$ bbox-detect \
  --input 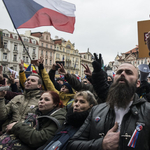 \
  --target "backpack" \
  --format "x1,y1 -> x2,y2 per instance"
41,125 -> 78,150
